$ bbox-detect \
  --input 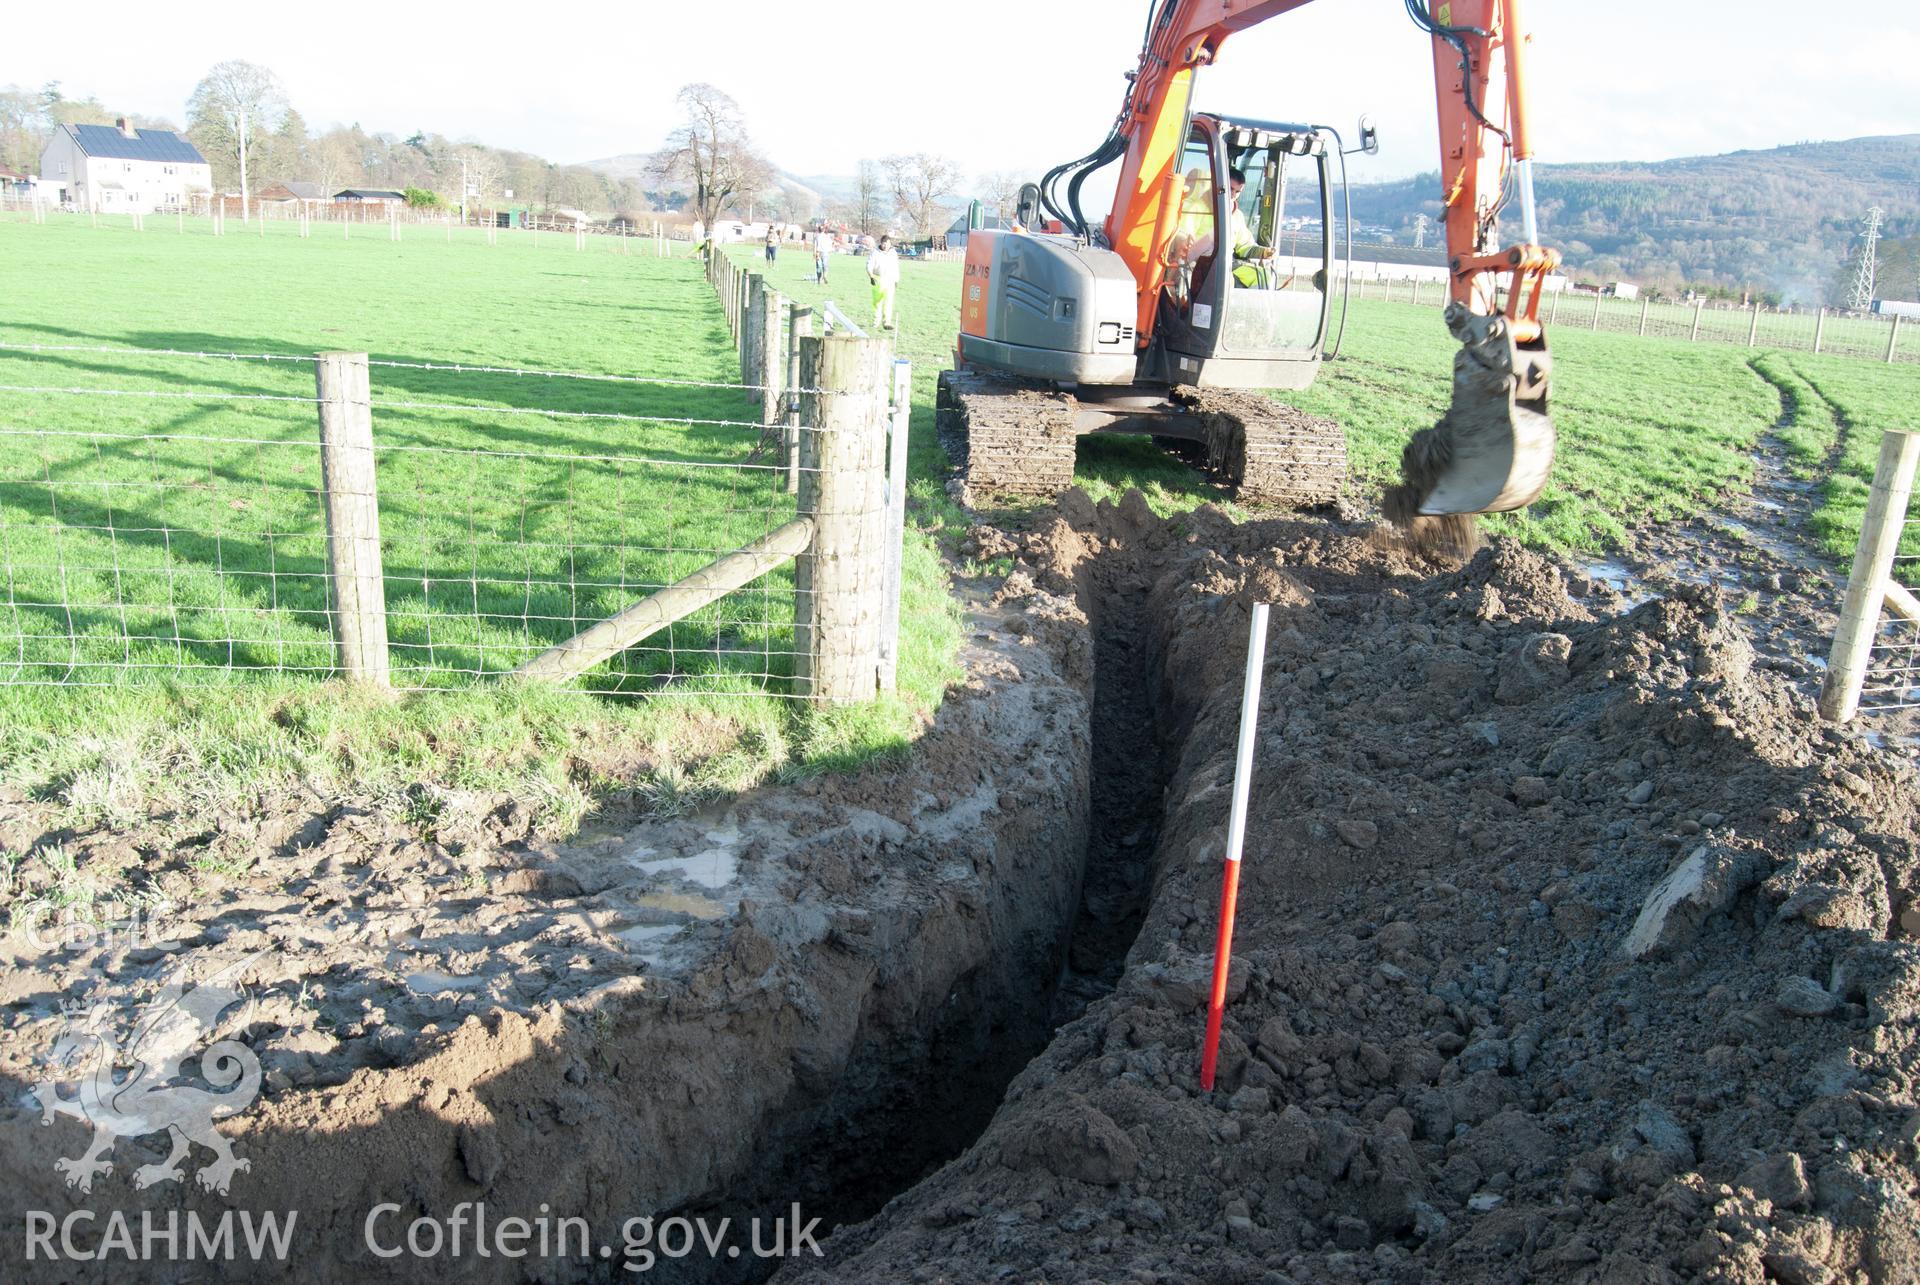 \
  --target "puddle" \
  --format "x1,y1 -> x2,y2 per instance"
624,833 -> 741,890
628,847 -> 740,889
403,969 -> 484,995
614,922 -> 684,950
